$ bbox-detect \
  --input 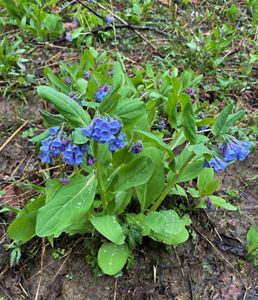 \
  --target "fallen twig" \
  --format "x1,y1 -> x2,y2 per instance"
0,120 -> 28,153
91,24 -> 166,36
